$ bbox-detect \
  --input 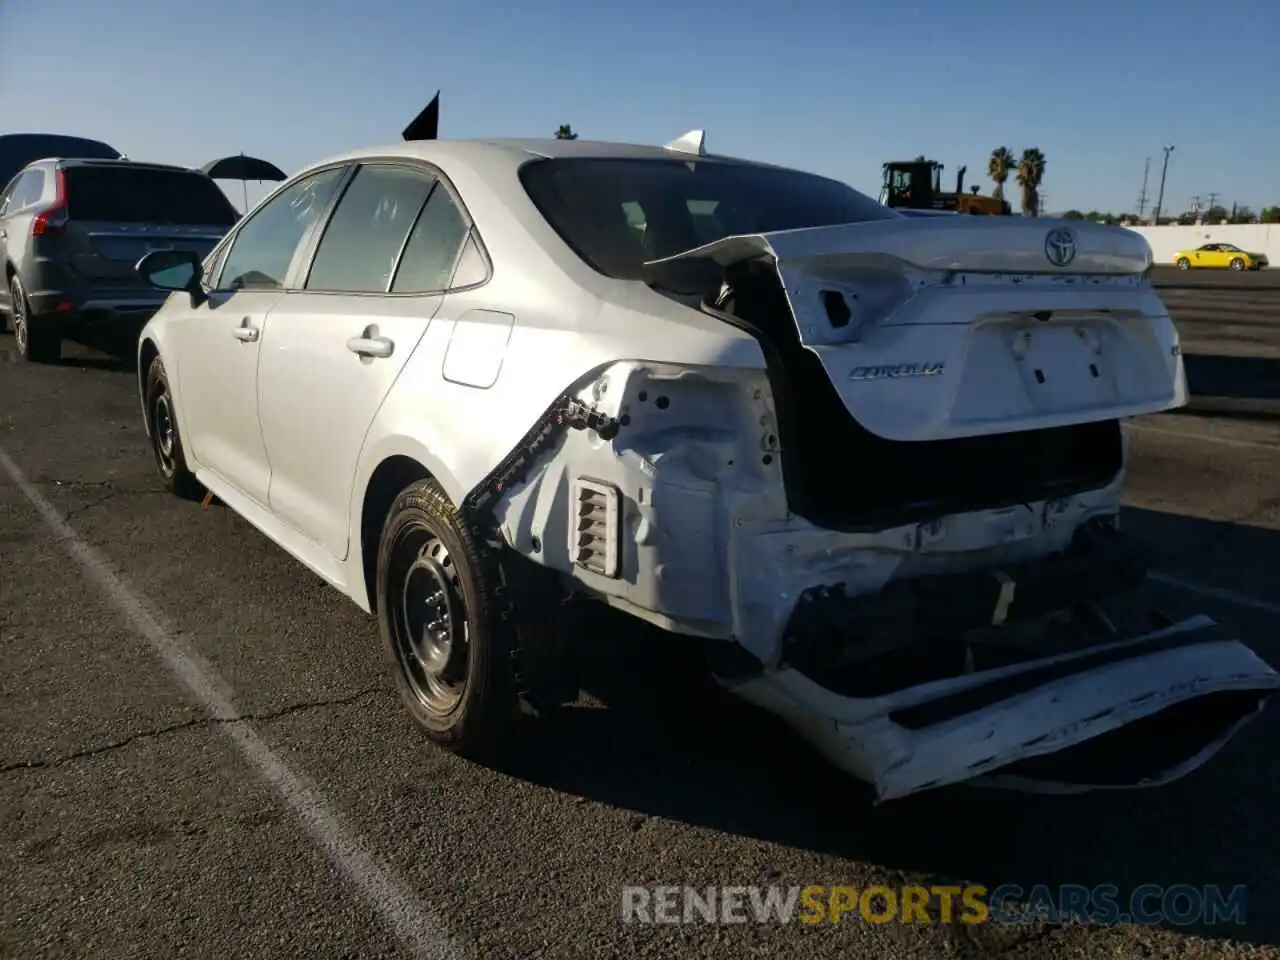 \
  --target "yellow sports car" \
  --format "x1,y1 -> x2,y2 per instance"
1173,242 -> 1270,271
